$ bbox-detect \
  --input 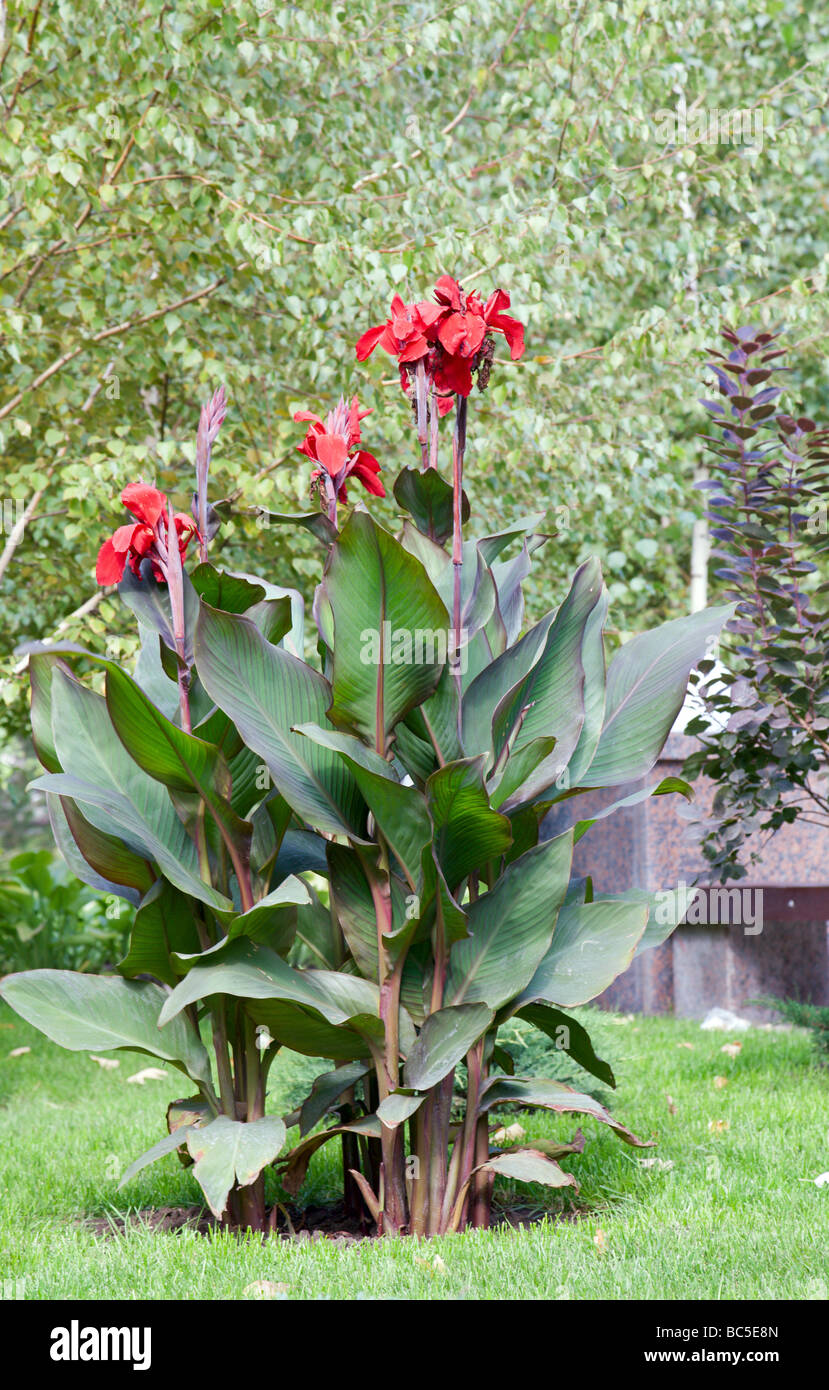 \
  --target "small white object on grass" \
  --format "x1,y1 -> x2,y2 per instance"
700,1007 -> 751,1032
